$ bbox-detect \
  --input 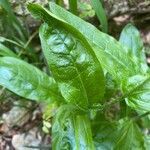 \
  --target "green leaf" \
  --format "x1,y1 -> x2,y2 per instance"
91,0 -> 108,33
0,43 -> 18,57
52,105 -> 95,150
145,135 -> 150,150
119,23 -> 148,73
28,3 -> 105,109
118,24 -> 150,111
49,2 -> 139,84
93,118 -> 145,150
0,57 -> 62,103
0,0 -> 27,41
123,75 -> 150,111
